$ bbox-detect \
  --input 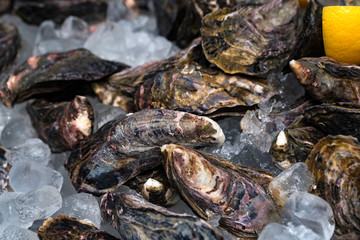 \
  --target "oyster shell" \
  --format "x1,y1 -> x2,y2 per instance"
38,215 -> 119,240
0,145 -> 11,195
201,0 -> 299,75
305,135 -> 360,234
162,144 -> 278,238
0,48 -> 128,108
125,167 -> 179,206
100,192 -> 224,240
271,115 -> 325,170
290,57 -> 360,103
0,22 -> 20,73
64,109 -> 225,194
26,96 -> 94,152
14,0 -> 108,25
